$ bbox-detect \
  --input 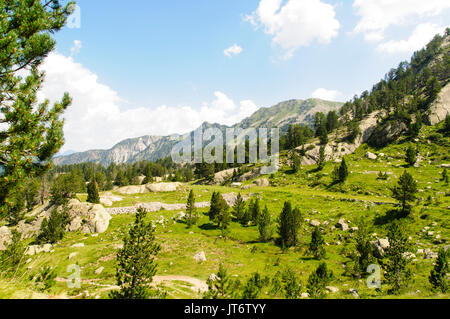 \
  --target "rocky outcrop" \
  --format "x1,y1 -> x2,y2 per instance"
368,120 -> 408,148
67,199 -> 112,234
298,111 -> 385,165
115,182 -> 182,195
426,82 -> 450,125
0,226 -> 12,251
214,168 -> 236,184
